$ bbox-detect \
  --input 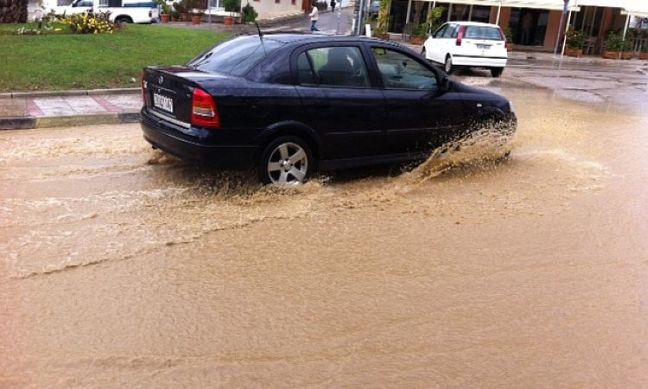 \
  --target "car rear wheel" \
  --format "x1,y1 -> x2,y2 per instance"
490,67 -> 504,78
444,55 -> 454,74
258,136 -> 313,185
